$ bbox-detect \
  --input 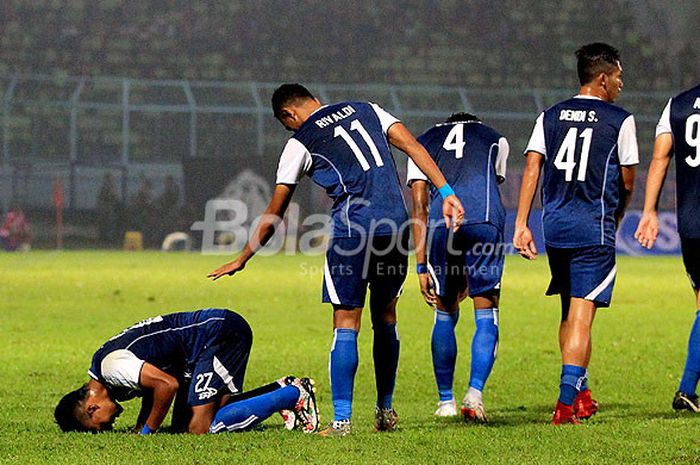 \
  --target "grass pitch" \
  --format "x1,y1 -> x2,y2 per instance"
1,251 -> 699,464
